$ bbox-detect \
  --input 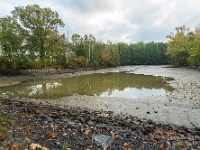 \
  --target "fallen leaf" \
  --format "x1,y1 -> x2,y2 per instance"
30,143 -> 42,150
51,132 -> 58,139
25,137 -> 31,143
42,147 -> 49,150
110,131 -> 115,140
85,129 -> 90,134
